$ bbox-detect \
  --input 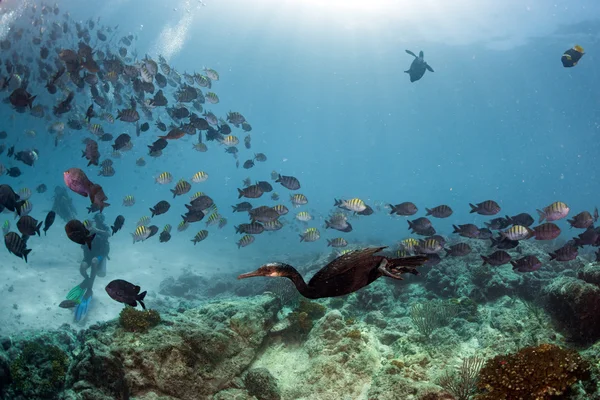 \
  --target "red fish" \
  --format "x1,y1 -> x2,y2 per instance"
63,168 -> 93,197
89,184 -> 110,212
